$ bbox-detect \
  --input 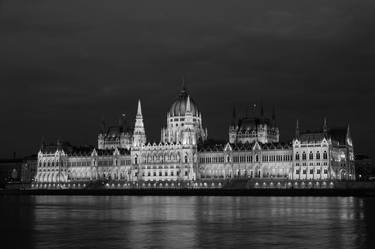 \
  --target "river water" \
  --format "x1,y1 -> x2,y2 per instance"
0,196 -> 374,249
